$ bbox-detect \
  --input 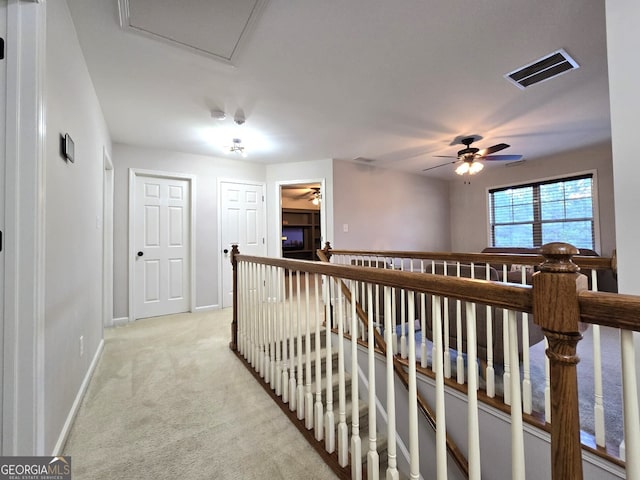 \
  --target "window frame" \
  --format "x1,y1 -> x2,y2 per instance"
486,170 -> 601,252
